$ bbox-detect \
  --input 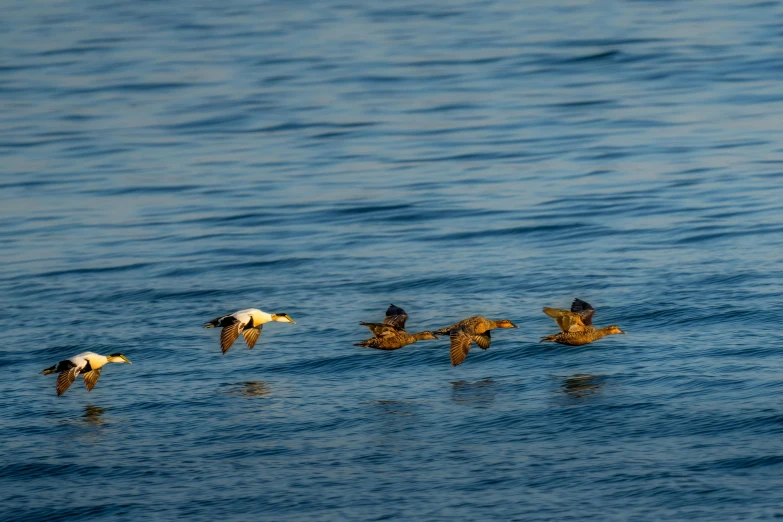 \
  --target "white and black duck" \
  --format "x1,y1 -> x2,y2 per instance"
41,352 -> 131,397
203,308 -> 296,354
